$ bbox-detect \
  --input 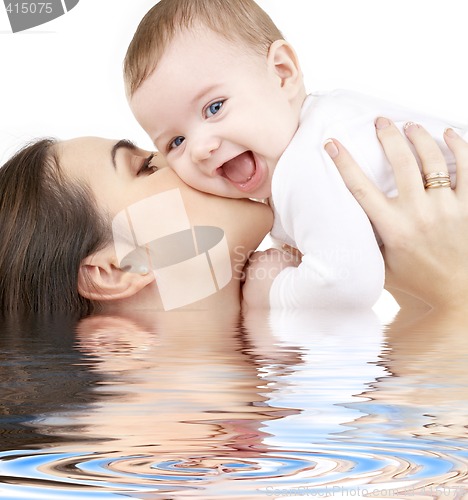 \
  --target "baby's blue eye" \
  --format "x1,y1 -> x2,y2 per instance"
205,100 -> 224,118
169,136 -> 185,150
